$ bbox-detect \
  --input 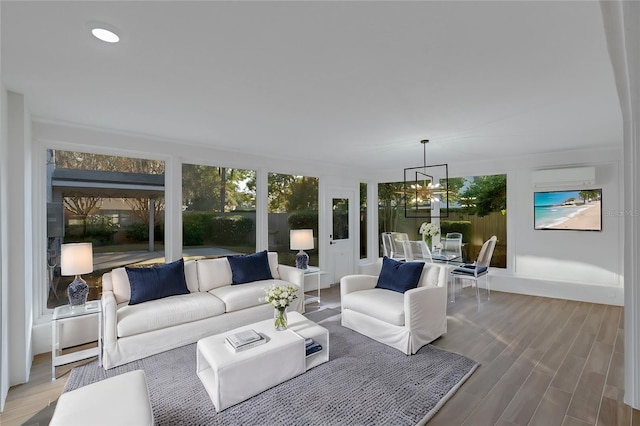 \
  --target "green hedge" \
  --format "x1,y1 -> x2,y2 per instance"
125,223 -> 149,241
182,212 -> 253,246
125,222 -> 164,242
288,211 -> 318,235
64,216 -> 119,246
440,220 -> 472,243
183,214 -> 205,246
208,216 -> 253,244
